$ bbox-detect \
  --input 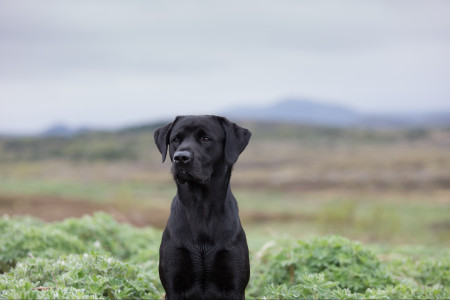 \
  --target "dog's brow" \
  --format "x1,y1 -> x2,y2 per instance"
170,130 -> 183,139
196,128 -> 210,136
